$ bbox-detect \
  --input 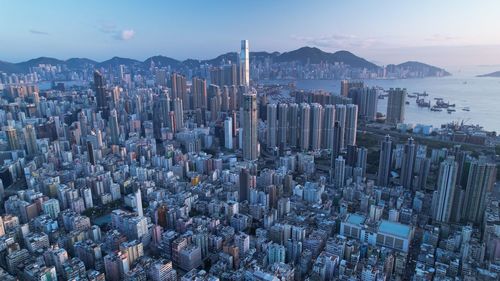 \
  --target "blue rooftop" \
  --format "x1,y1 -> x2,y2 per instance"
378,220 -> 411,238
346,214 -> 366,226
